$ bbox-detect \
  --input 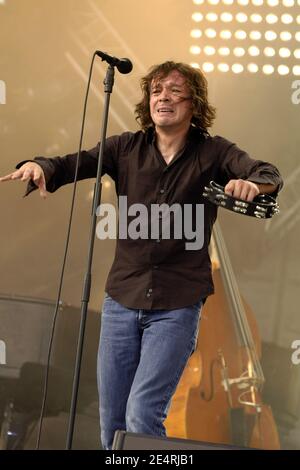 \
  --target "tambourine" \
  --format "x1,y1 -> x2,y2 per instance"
202,181 -> 280,219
